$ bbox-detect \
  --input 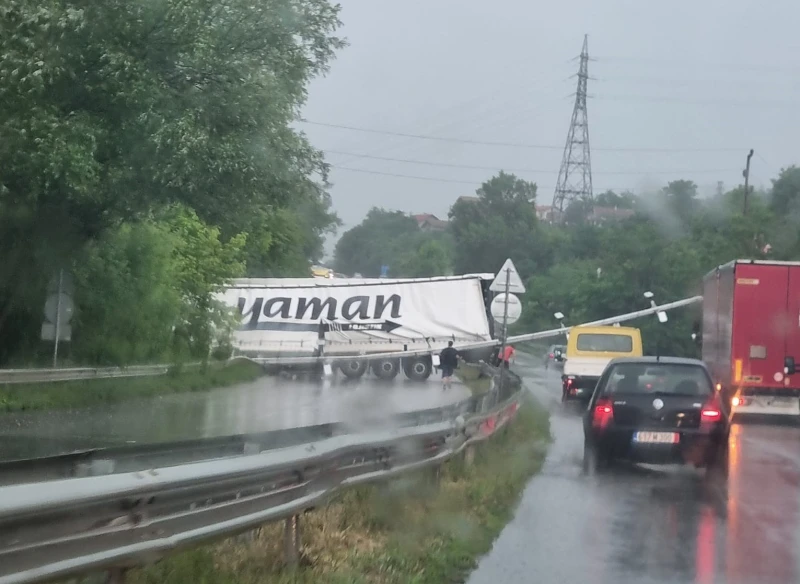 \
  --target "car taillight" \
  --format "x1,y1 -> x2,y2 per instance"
701,400 -> 722,422
549,353 -> 554,358
592,398 -> 614,429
